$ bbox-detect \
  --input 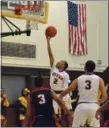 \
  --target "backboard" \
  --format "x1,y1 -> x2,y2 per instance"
1,1 -> 49,24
